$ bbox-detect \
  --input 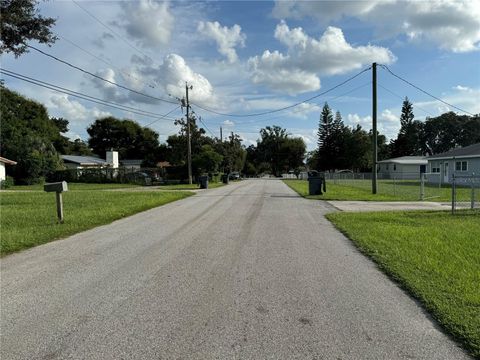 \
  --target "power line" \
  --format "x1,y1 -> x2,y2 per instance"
1,69 -> 179,124
377,82 -> 435,117
189,66 -> 372,117
144,106 -> 181,127
26,44 -> 178,105
197,116 -> 217,138
379,64 -> 474,116
71,0 -> 152,61
59,35 -> 156,90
